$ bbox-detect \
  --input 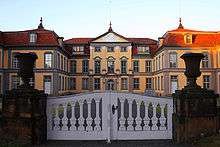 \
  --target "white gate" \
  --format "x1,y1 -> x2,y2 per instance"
47,92 -> 173,140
